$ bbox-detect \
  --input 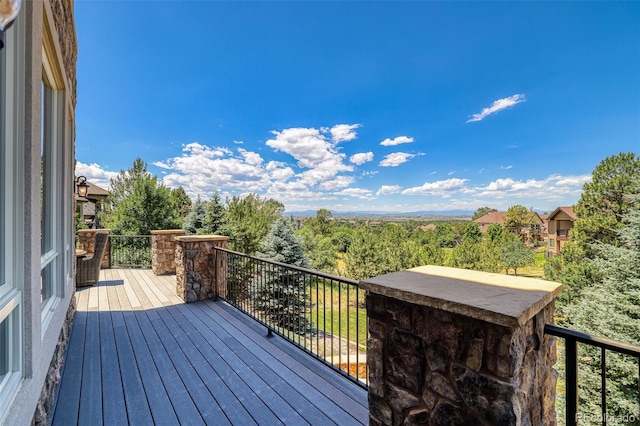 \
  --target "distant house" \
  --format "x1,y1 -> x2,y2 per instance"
76,181 -> 109,228
474,211 -> 508,233
474,210 -> 546,244
546,206 -> 577,256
